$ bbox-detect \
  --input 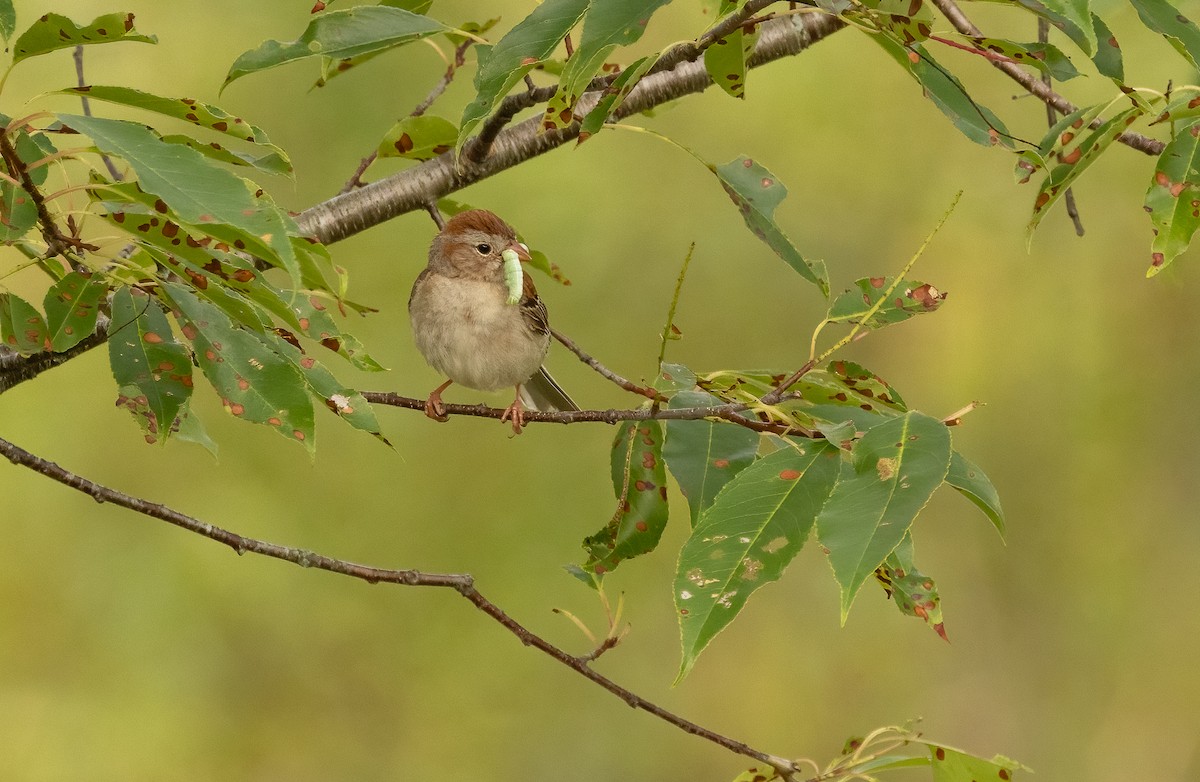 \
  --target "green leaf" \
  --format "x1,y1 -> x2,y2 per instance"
458,0 -> 591,156
0,180 -> 37,243
159,134 -> 292,177
1151,86 -> 1200,125
713,156 -> 828,294
655,361 -> 697,393
965,37 -> 1080,81
578,54 -> 656,142
827,277 -> 946,327
11,12 -> 156,64
1089,14 -> 1123,81
543,0 -> 671,130
1145,120 -> 1200,275
0,0 -> 15,44
1029,104 -> 1147,237
929,745 -> 1025,782
174,402 -> 218,457
63,114 -> 302,284
704,0 -> 759,98
56,86 -> 290,173
223,6 -> 446,89
875,533 -> 947,640
797,361 -> 908,431
1014,103 -> 1104,185
162,281 -> 315,450
663,390 -> 760,525
377,114 -> 457,160
108,287 -> 193,443
13,127 -> 57,188
874,36 -> 1013,147
1129,0 -> 1200,71
0,292 -> 48,353
1006,0 -> 1096,56
582,420 -> 669,575
675,440 -> 841,681
43,271 -> 109,352
947,450 -> 1005,538
816,411 -> 952,621
853,0 -> 935,45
